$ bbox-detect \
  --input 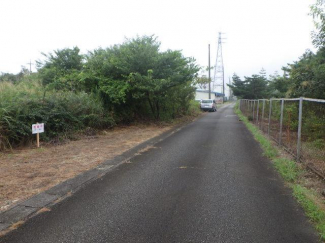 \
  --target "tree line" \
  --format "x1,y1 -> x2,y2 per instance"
0,36 -> 200,149
229,1 -> 325,100
39,36 -> 200,120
